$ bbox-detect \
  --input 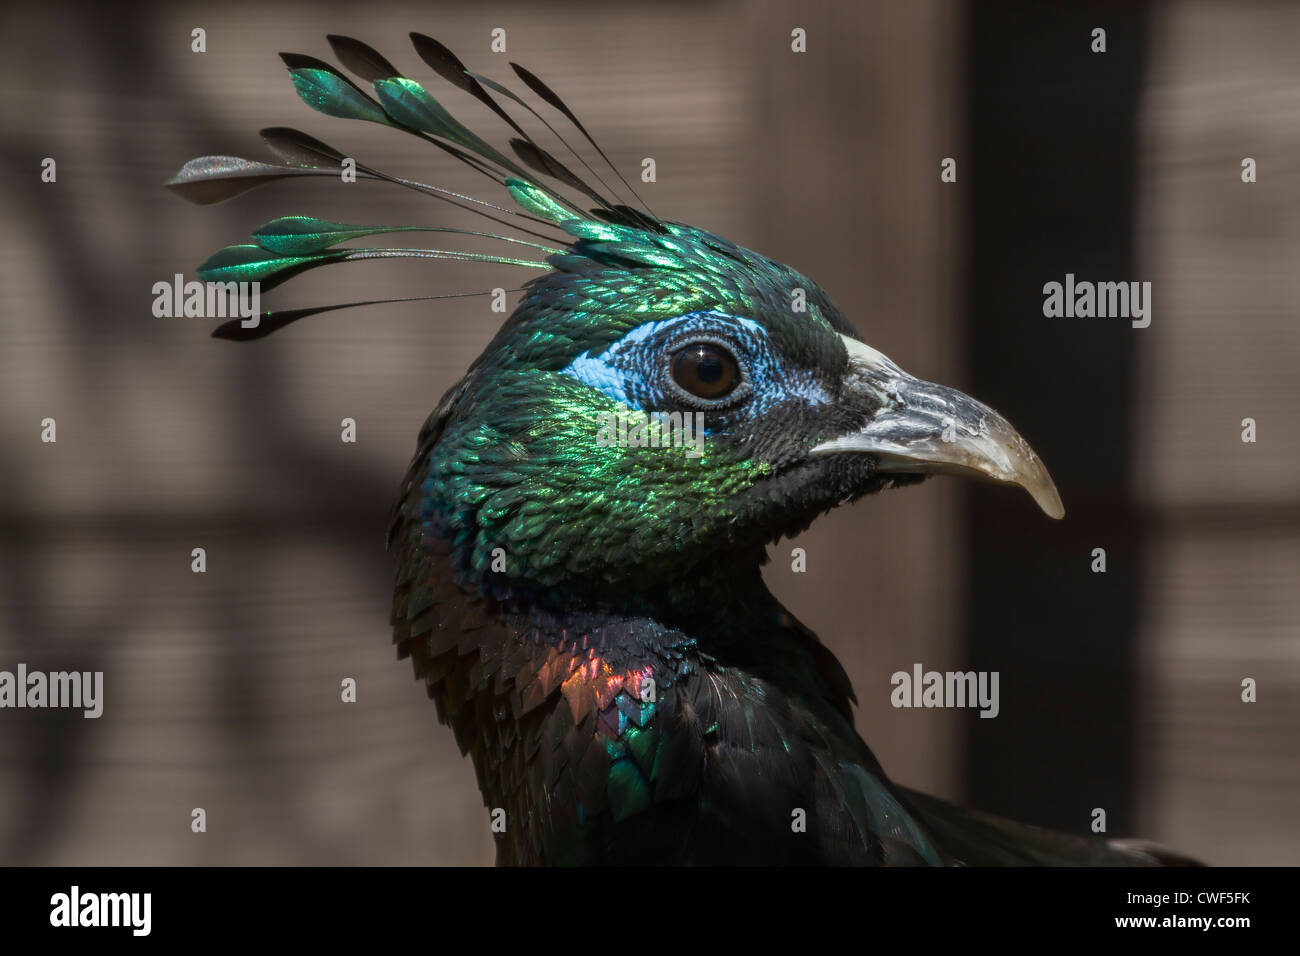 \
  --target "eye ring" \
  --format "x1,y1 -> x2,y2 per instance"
664,337 -> 750,407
